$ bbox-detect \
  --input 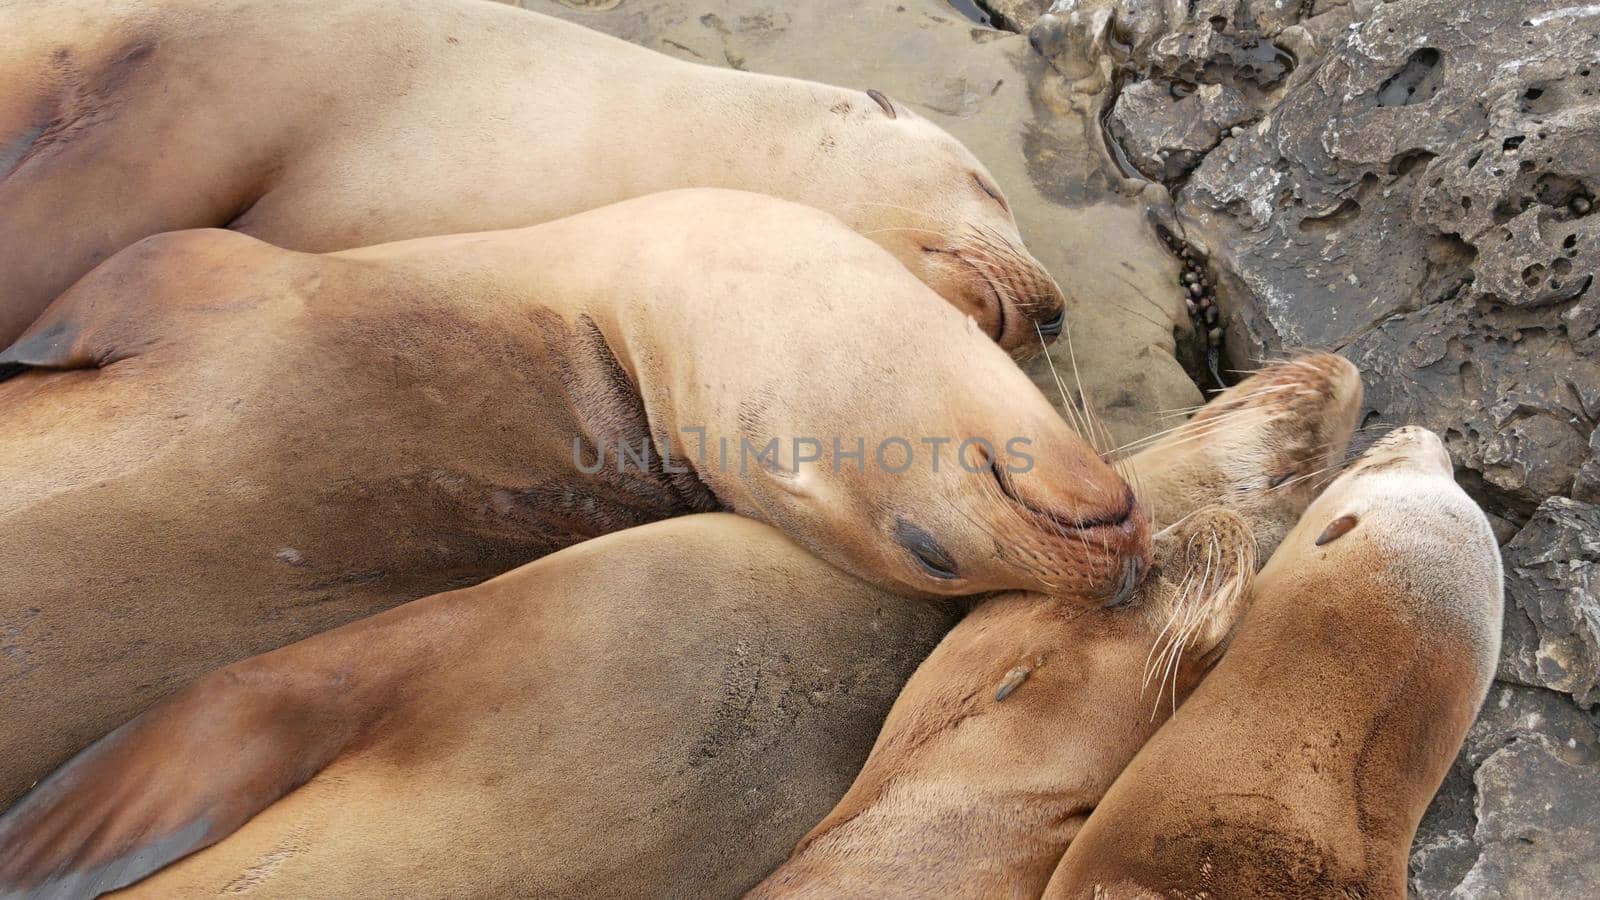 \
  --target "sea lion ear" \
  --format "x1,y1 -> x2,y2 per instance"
0,665 -> 354,898
865,88 -> 898,119
1315,513 -> 1359,546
